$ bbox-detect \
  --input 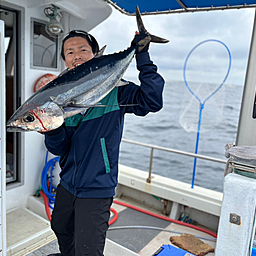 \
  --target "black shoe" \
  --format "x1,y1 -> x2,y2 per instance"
47,254 -> 61,256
